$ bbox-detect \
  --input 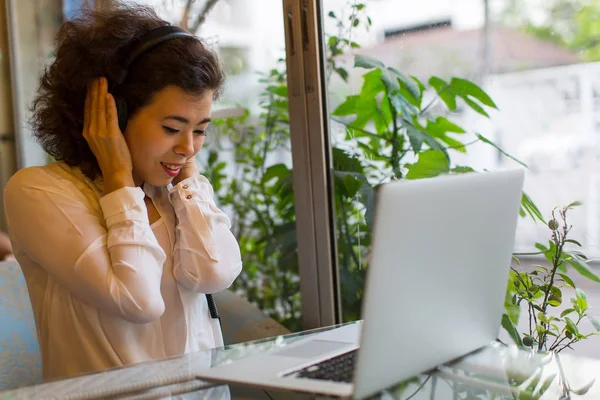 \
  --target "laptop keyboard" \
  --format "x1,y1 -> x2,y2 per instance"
292,349 -> 357,383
